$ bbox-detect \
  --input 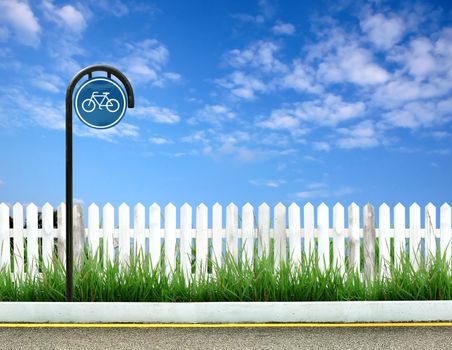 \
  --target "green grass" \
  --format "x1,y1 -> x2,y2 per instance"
0,243 -> 451,302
